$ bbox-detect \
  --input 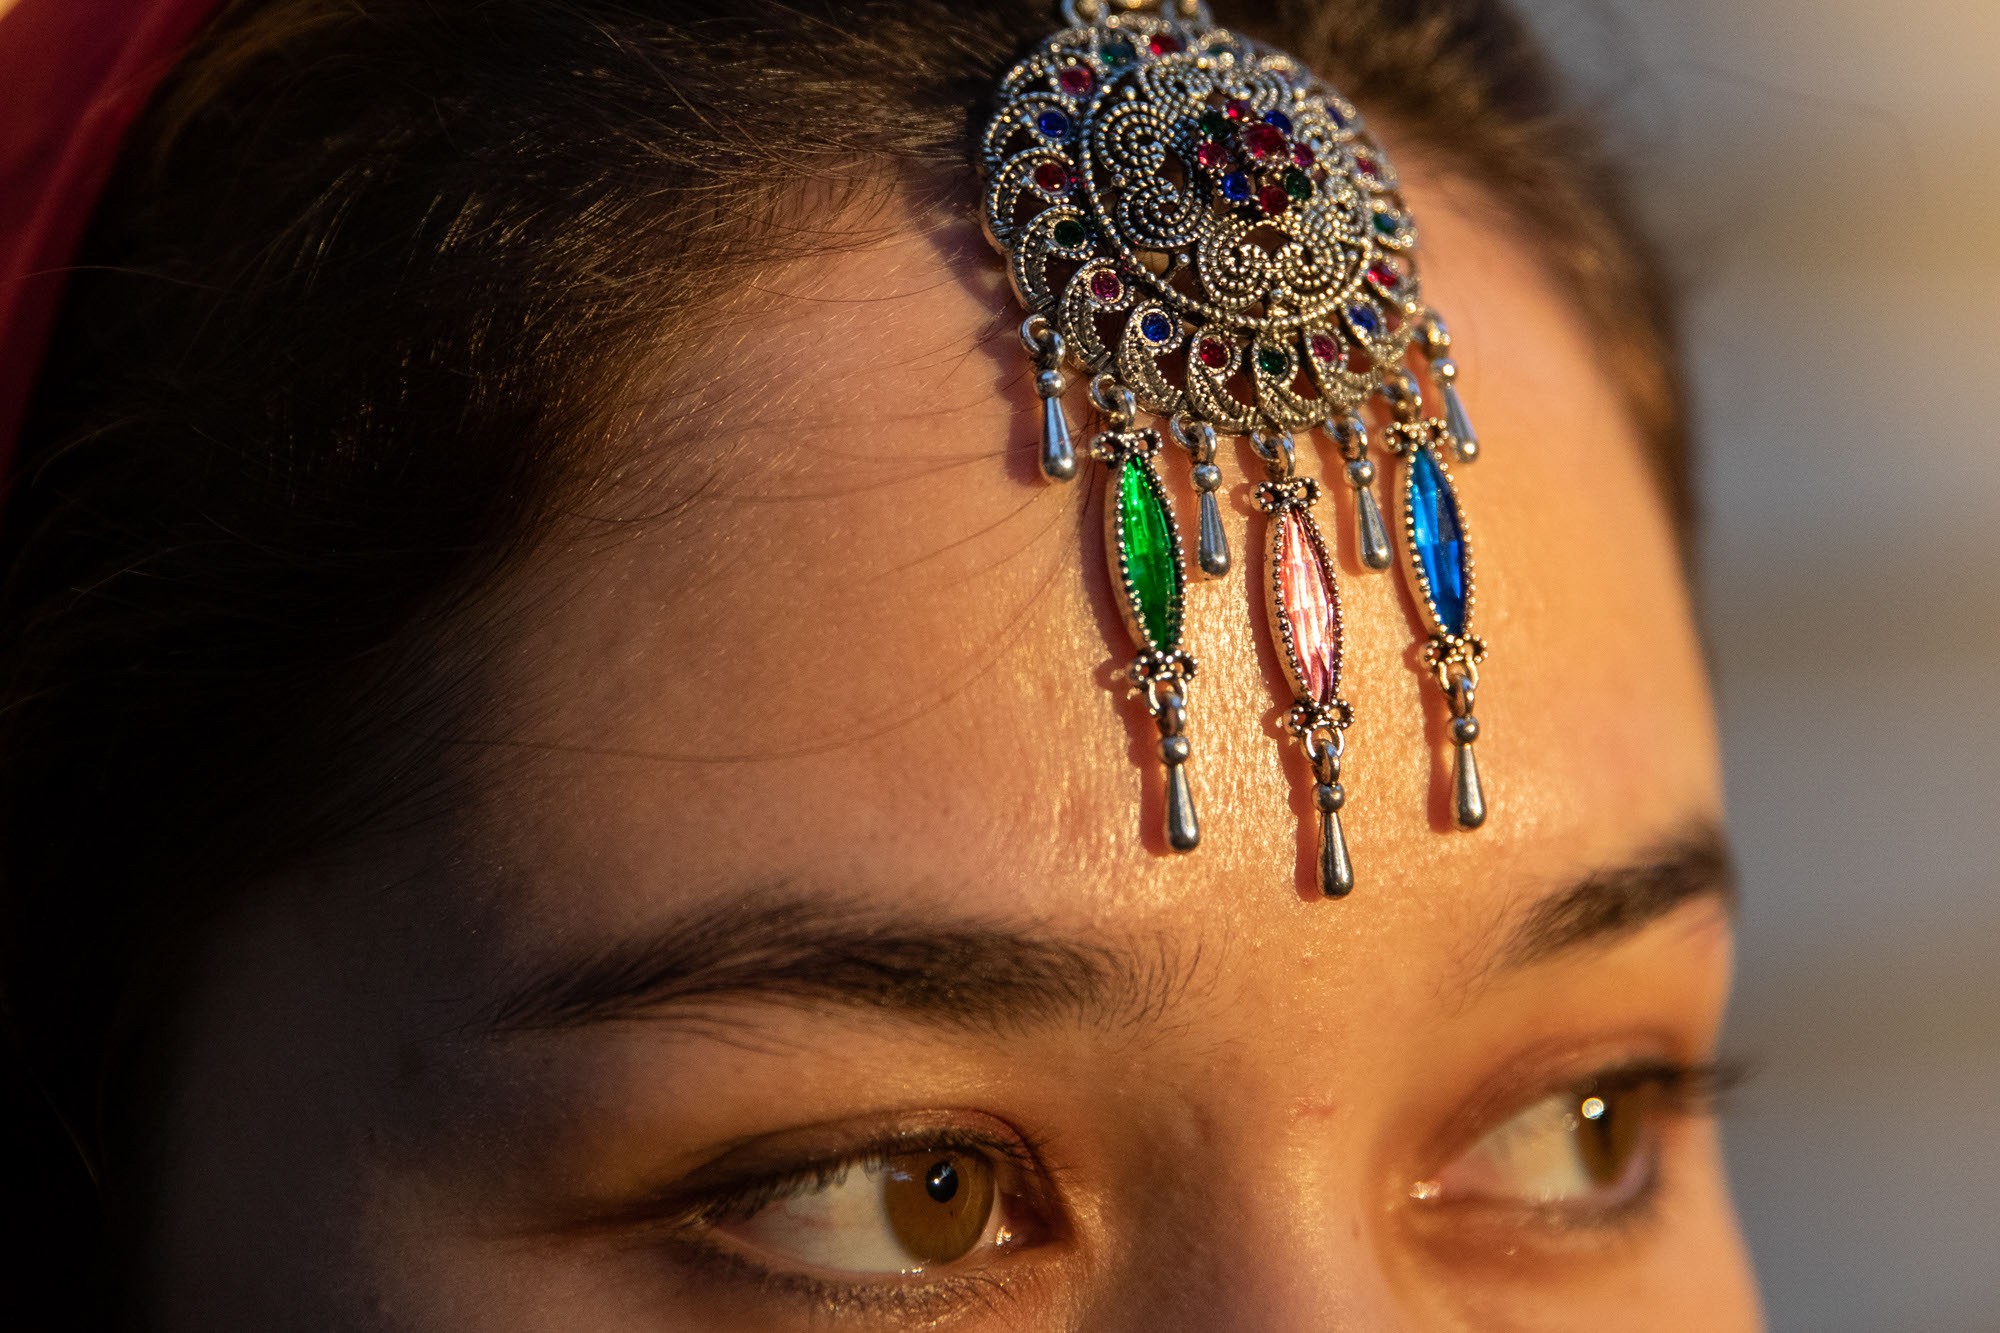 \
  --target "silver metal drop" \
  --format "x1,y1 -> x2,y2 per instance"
1319,807 -> 1355,897
1196,487 -> 1231,577
1166,761 -> 1200,852
1453,736 -> 1487,829
1040,392 -> 1077,481
1355,483 -> 1393,570
1442,381 -> 1480,464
